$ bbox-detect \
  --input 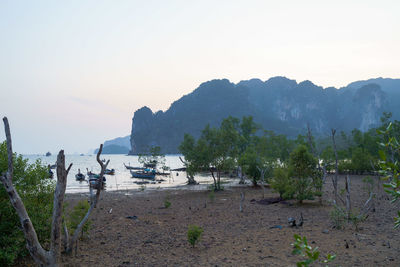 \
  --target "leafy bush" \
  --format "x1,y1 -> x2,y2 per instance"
330,205 -> 347,229
288,145 -> 322,203
330,205 -> 366,231
270,167 -> 294,199
292,234 -> 336,267
164,199 -> 171,208
0,142 -> 55,266
65,200 -> 91,239
187,225 -> 203,248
